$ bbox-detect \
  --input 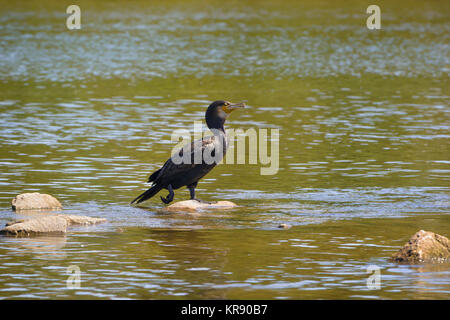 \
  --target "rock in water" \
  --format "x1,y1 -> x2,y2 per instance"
61,215 -> 107,226
391,230 -> 450,263
165,200 -> 238,212
12,193 -> 62,211
0,215 -> 107,236
1,216 -> 68,236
